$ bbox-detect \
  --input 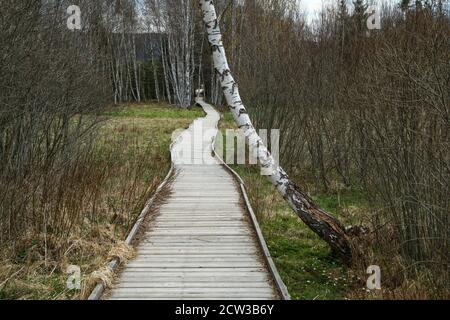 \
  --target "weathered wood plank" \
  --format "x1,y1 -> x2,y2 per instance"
118,276 -> 269,282
116,282 -> 271,289
112,287 -> 274,294
137,248 -> 256,252
125,262 -> 263,268
120,267 -> 266,273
